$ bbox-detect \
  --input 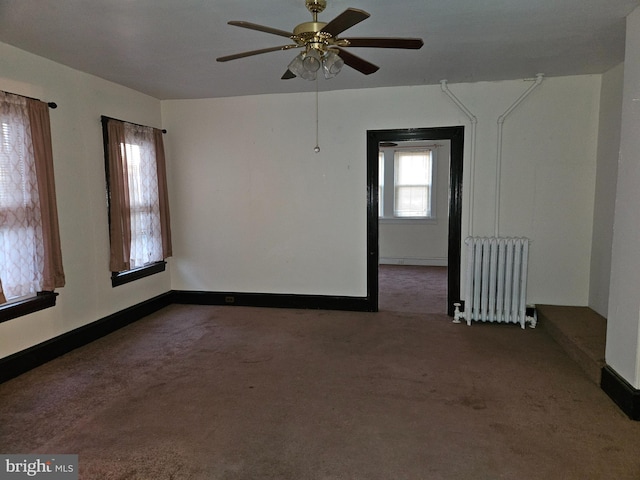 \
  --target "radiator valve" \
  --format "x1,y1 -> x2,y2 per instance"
453,303 -> 463,323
